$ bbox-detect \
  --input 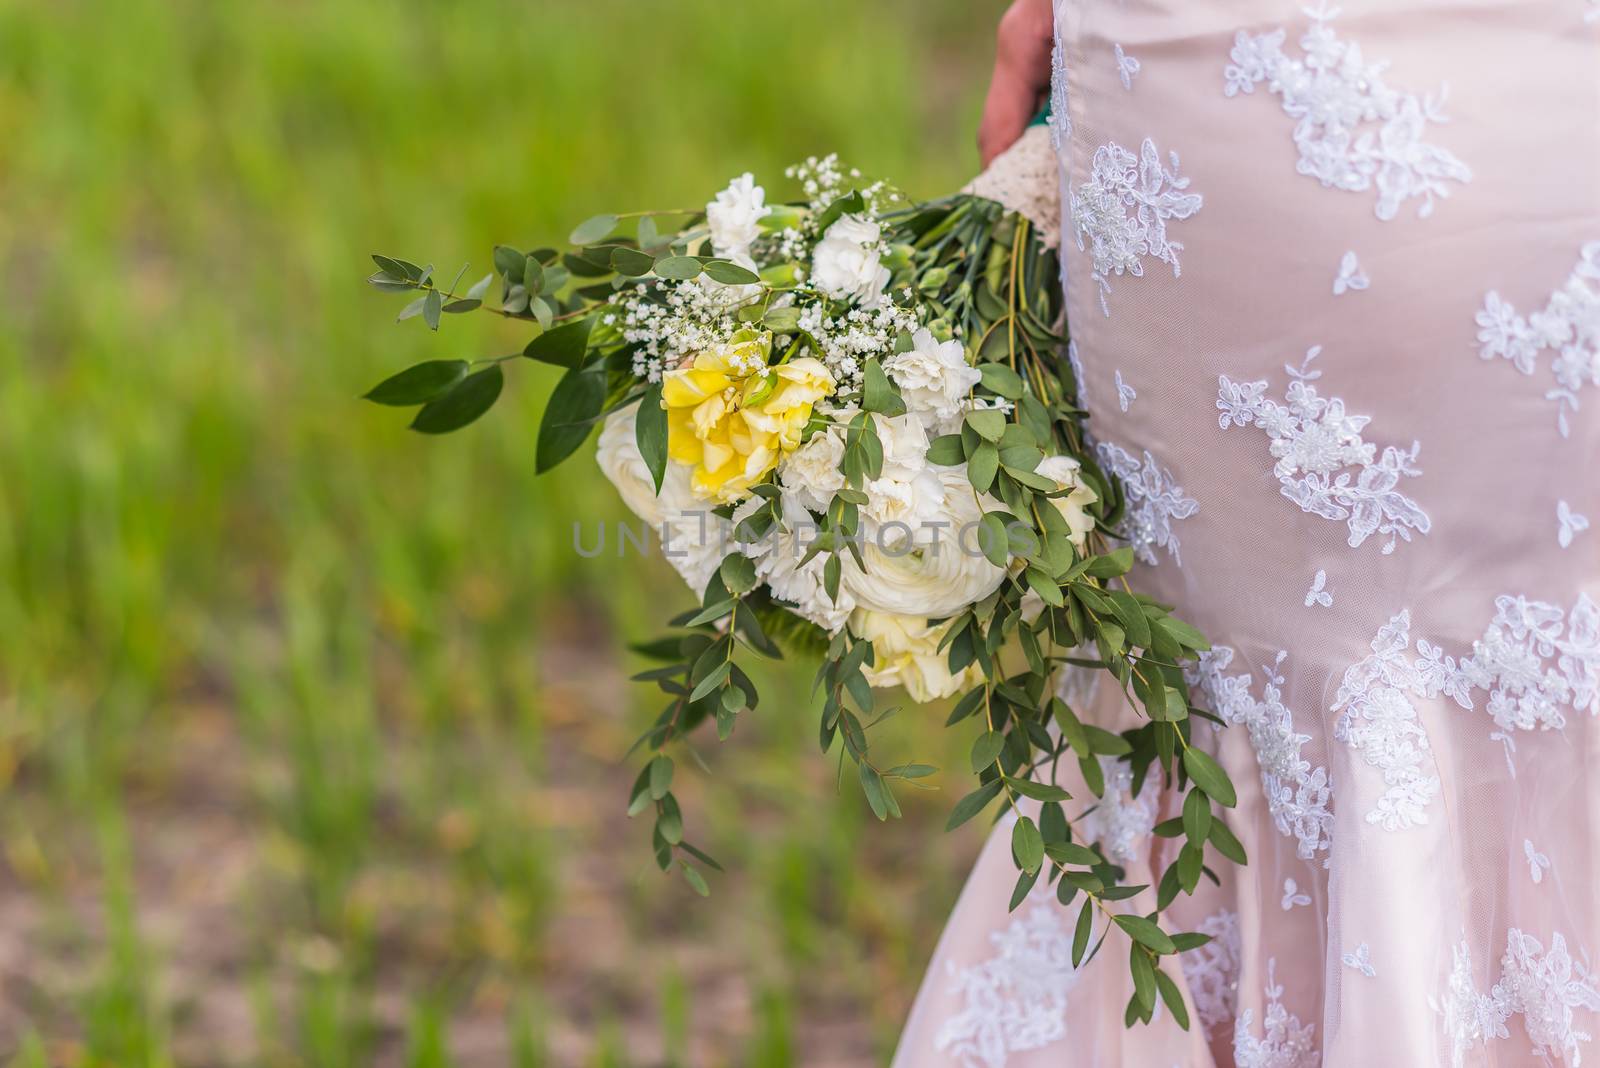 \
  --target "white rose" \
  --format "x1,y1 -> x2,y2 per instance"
841,465 -> 1007,619
852,610 -> 980,702
706,173 -> 770,259
811,214 -> 890,305
884,328 -> 983,435
778,425 -> 846,513
1035,455 -> 1099,550
734,493 -> 854,634
859,414 -> 945,547
597,405 -> 730,594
